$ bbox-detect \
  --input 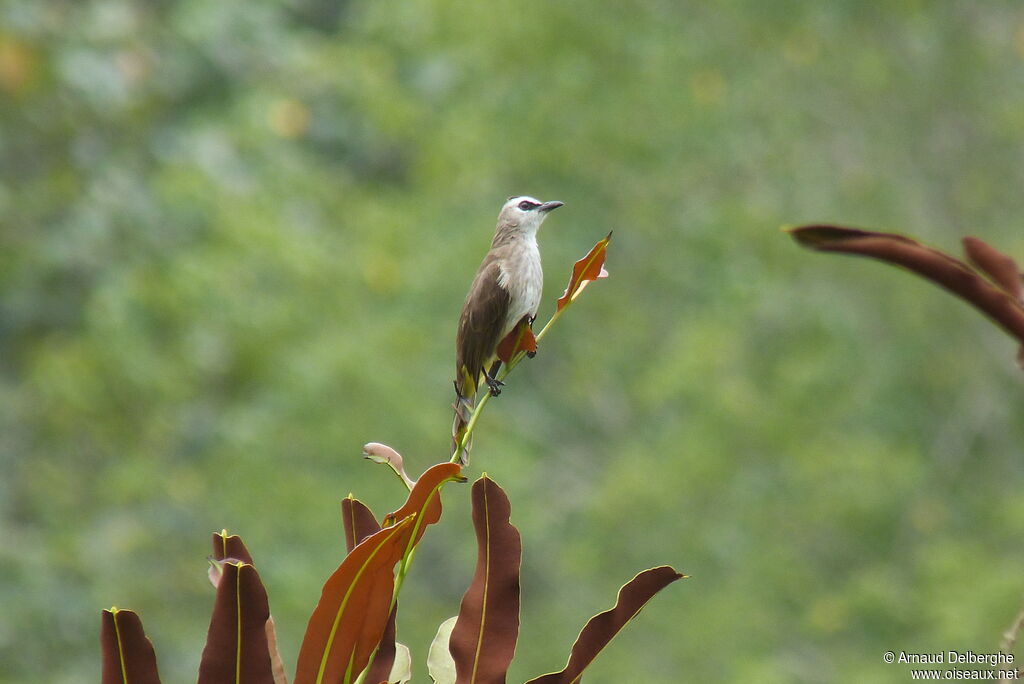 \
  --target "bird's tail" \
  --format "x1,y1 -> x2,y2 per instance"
451,369 -> 476,465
